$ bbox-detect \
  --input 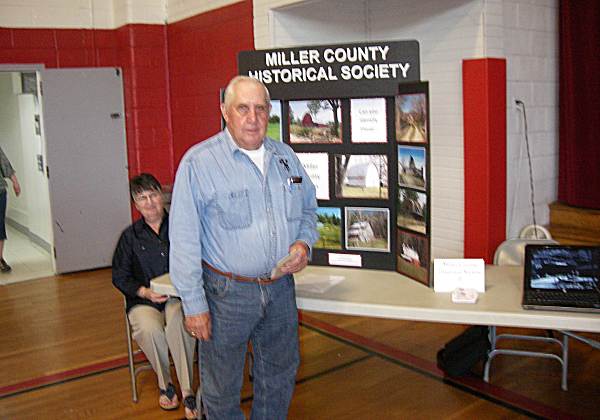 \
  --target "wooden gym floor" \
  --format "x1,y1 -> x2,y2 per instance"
0,269 -> 598,419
